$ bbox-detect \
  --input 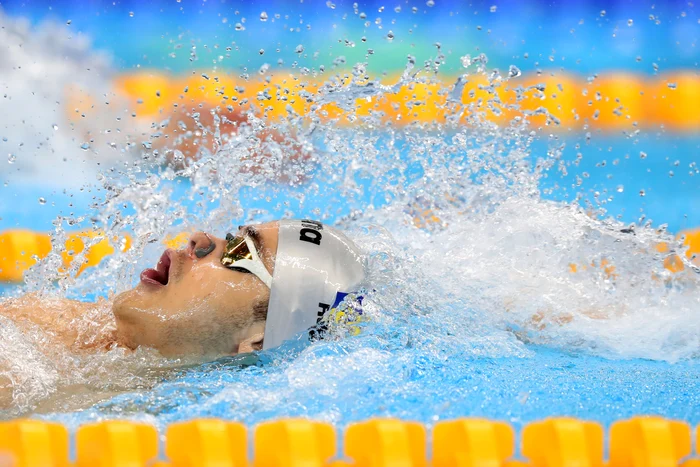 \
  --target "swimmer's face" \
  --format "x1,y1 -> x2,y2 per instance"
112,222 -> 279,358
